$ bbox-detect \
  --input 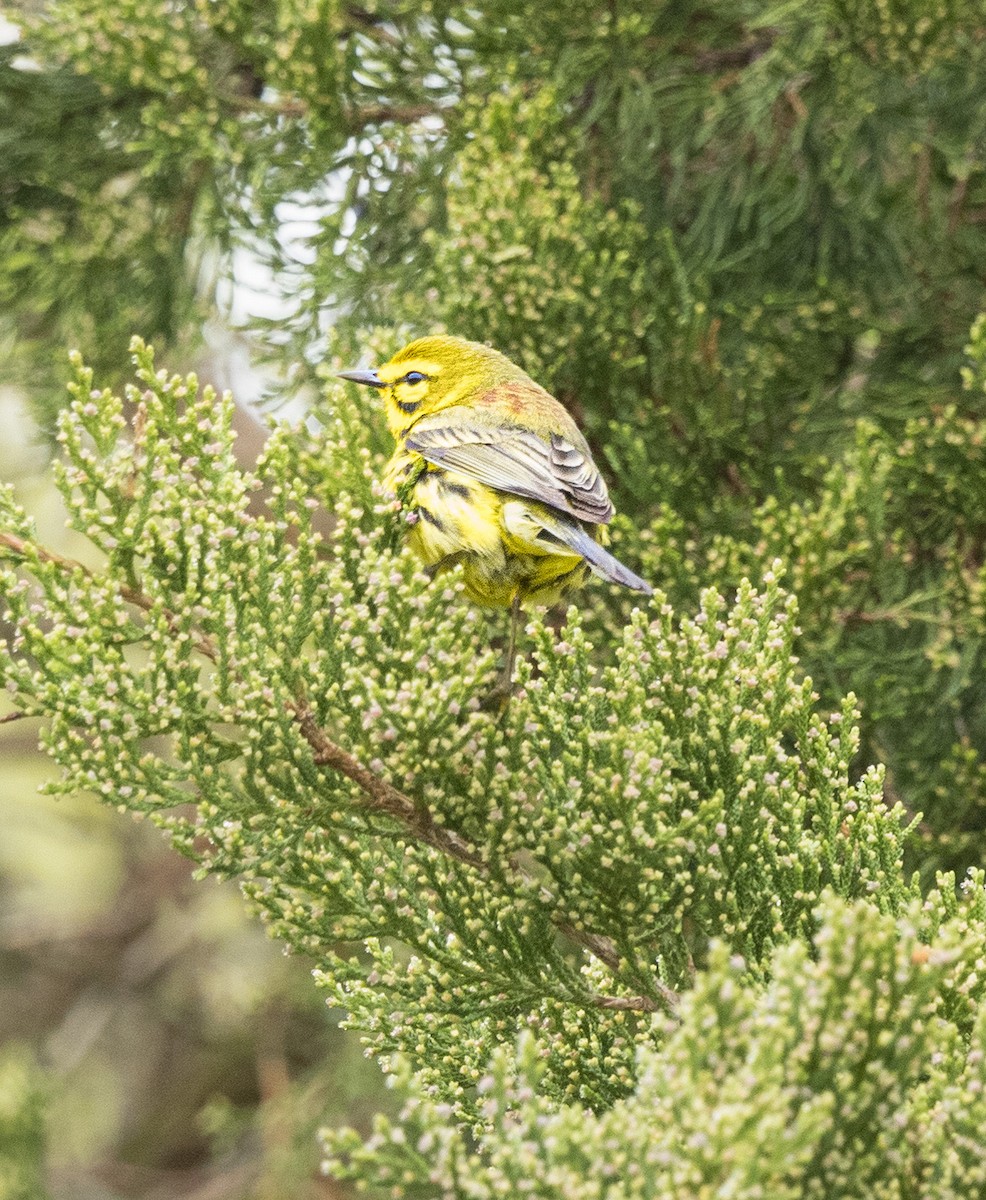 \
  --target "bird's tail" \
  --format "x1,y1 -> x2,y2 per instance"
539,513 -> 653,595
